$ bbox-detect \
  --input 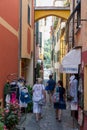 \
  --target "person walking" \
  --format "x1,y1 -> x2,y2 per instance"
53,80 -> 66,122
32,78 -> 46,122
46,75 -> 56,105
